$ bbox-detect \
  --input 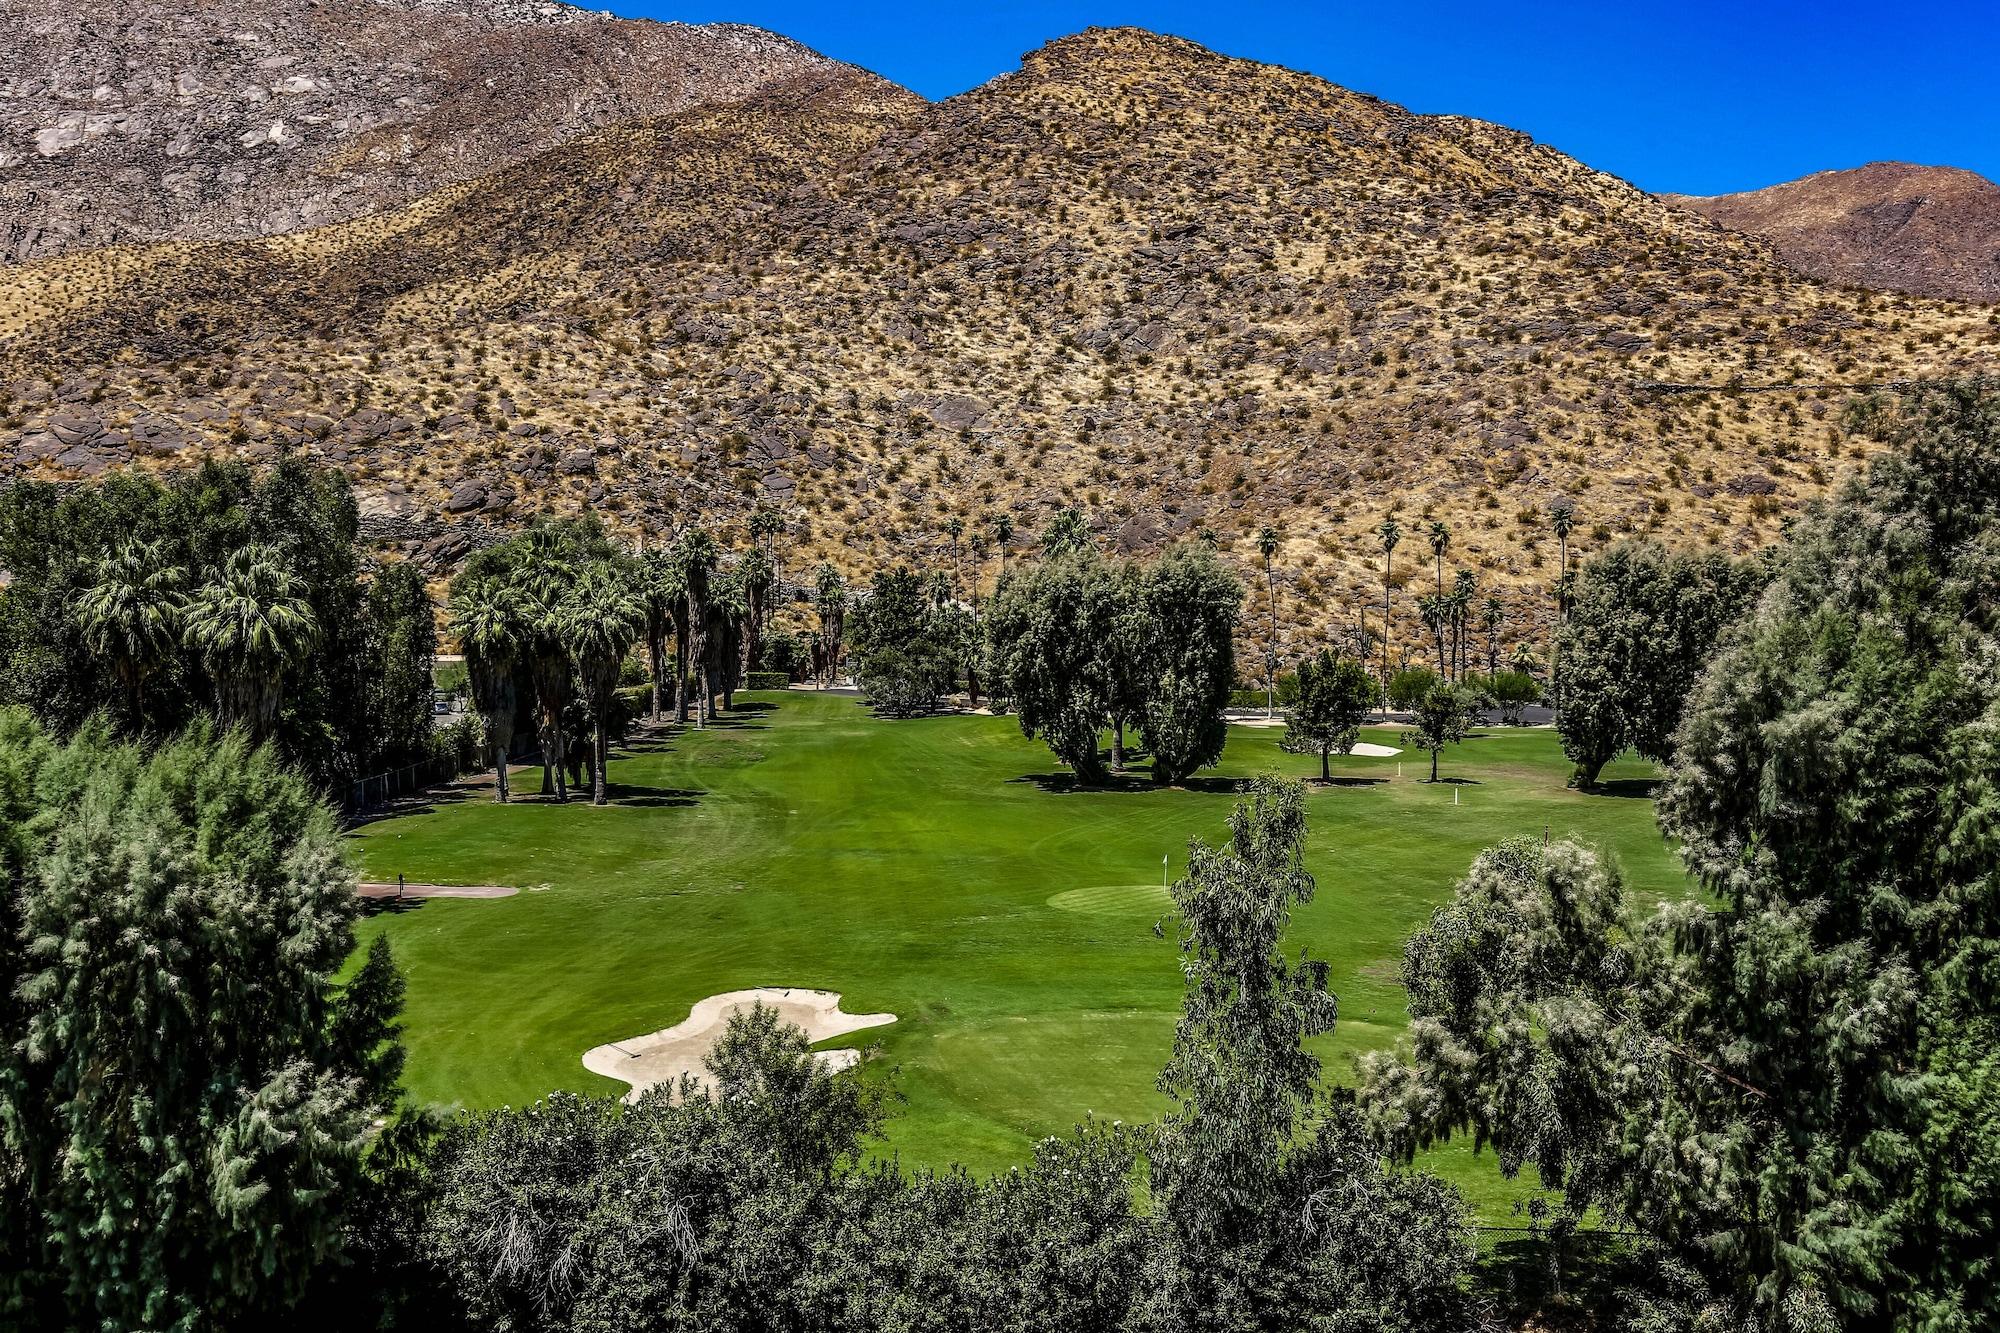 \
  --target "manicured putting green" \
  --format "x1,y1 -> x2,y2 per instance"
351,691 -> 1682,1219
